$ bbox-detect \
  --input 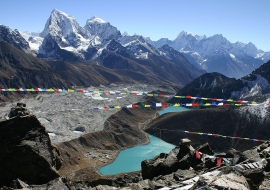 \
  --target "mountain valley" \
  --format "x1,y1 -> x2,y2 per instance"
1,8 -> 270,190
